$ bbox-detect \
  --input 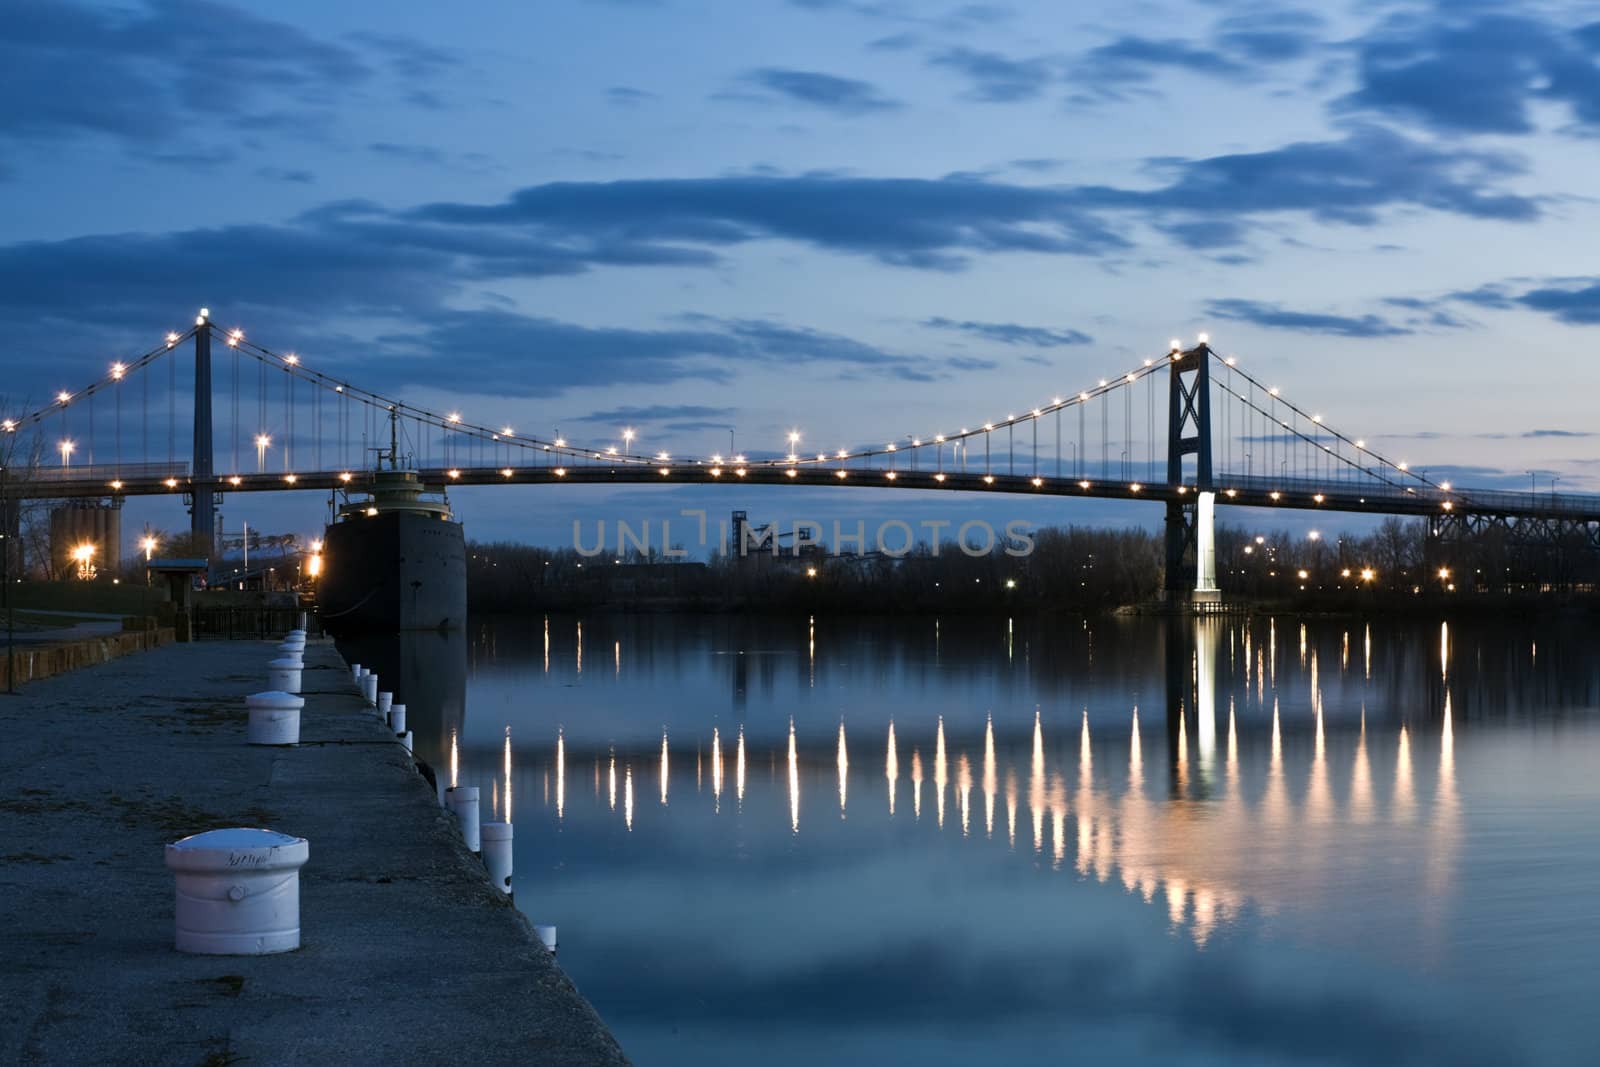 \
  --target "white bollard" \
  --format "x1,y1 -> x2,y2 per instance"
281,633 -> 306,649
399,730 -> 413,755
165,828 -> 309,955
534,925 -> 558,953
377,691 -> 393,719
445,786 -> 480,853
245,691 -> 304,746
275,644 -> 304,662
266,657 -> 303,695
482,821 -> 513,895
360,672 -> 378,706
297,612 -> 307,631
350,662 -> 362,682
388,703 -> 406,735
